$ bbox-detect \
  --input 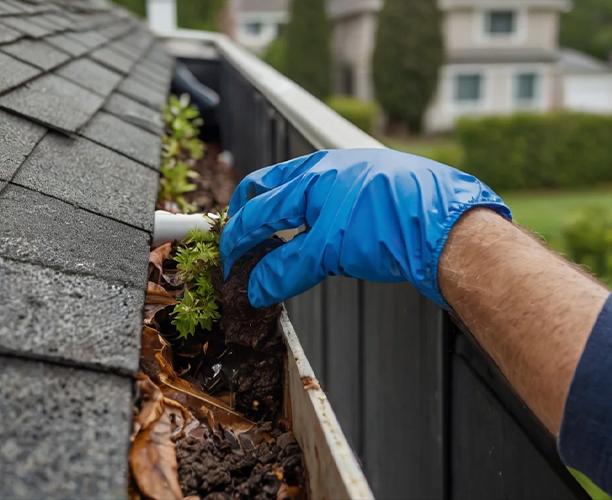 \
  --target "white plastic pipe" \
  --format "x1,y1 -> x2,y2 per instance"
152,210 -> 212,248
